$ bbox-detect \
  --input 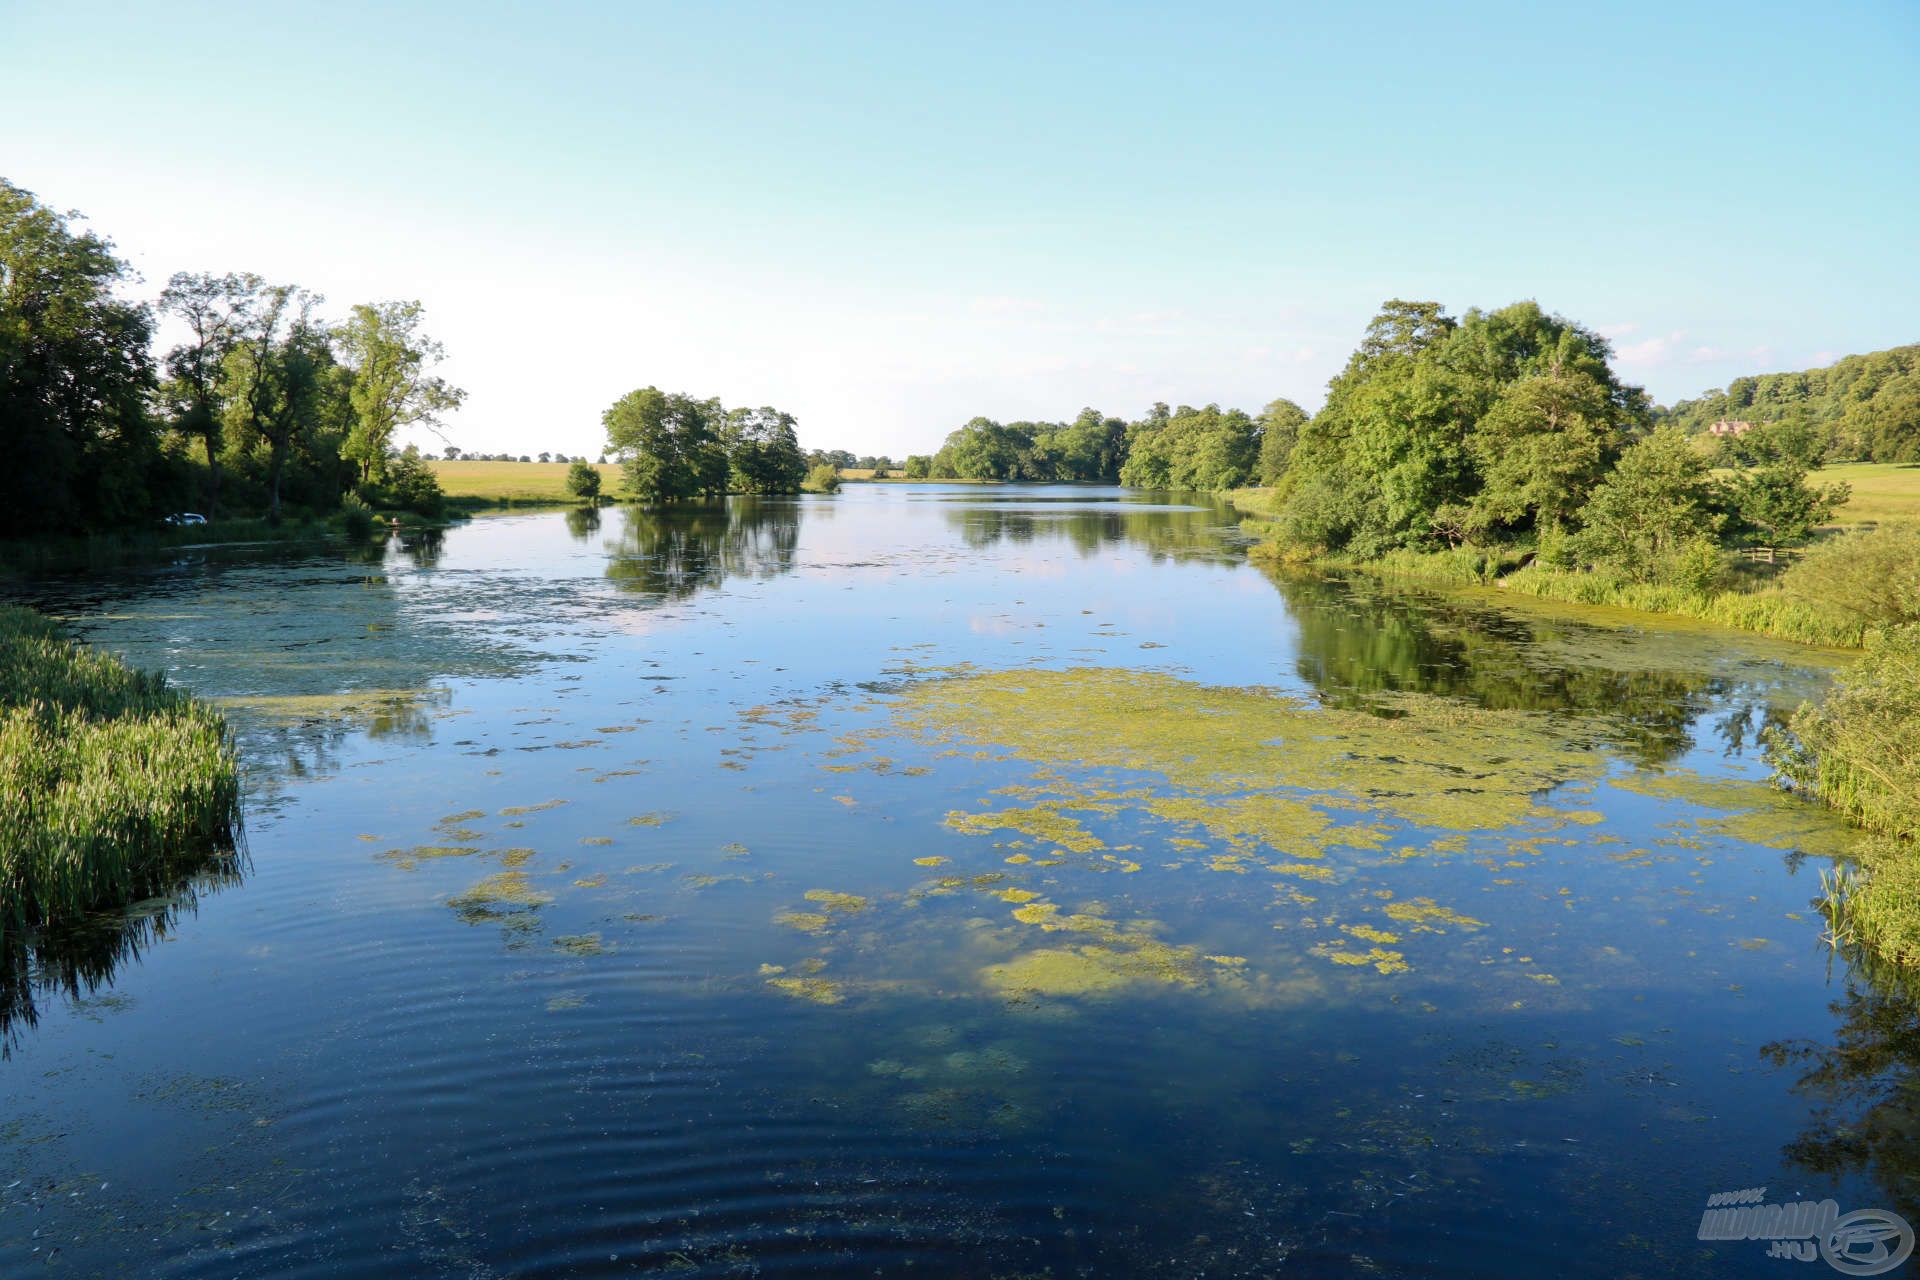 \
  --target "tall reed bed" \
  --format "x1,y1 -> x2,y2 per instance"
0,606 -> 241,952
